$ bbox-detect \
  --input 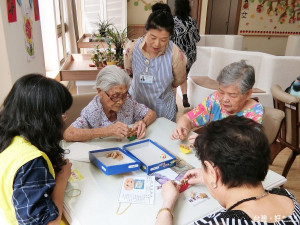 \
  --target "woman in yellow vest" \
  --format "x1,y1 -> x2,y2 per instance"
0,74 -> 73,225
